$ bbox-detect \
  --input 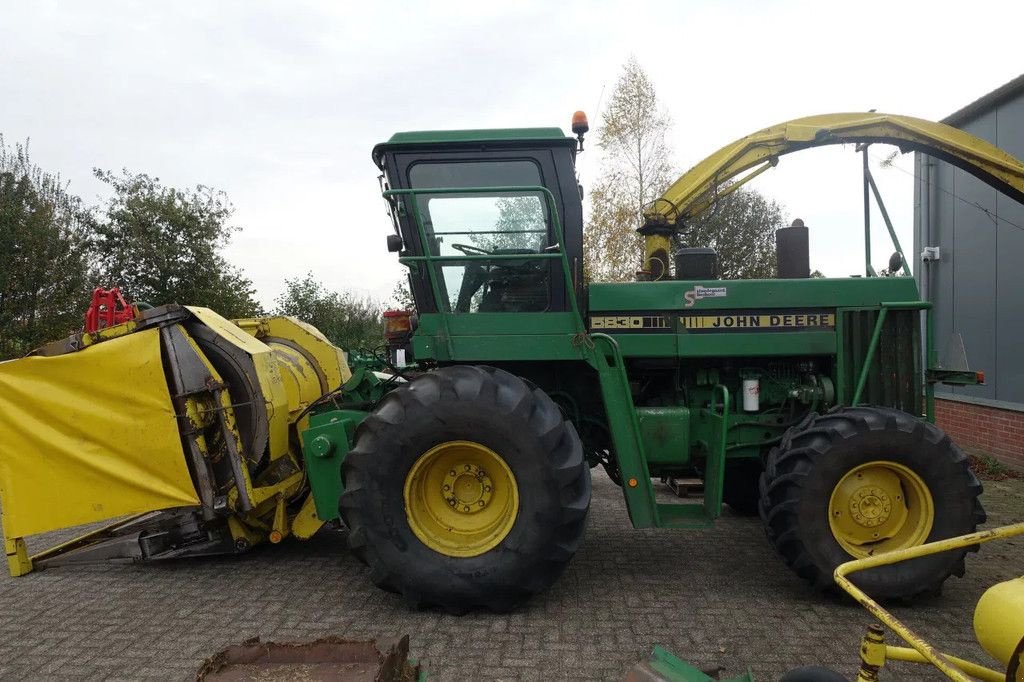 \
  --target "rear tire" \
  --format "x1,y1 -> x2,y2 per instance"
759,406 -> 985,599
339,365 -> 591,612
